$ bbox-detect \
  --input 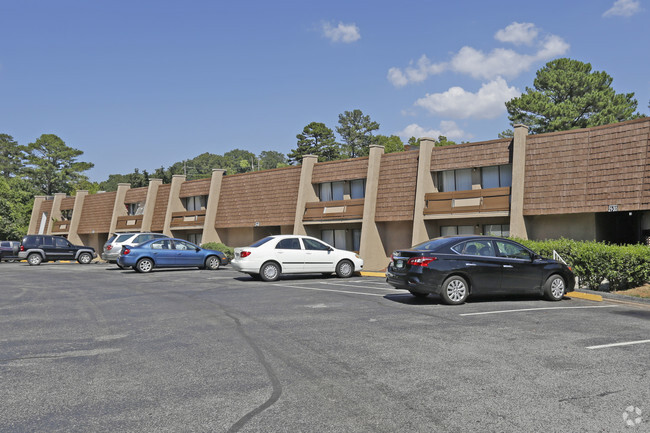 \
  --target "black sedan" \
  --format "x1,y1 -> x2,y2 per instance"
386,236 -> 575,305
